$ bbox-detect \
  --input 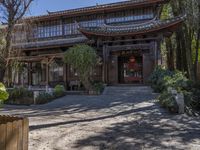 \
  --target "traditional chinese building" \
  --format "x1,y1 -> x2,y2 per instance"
9,0 -> 185,89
